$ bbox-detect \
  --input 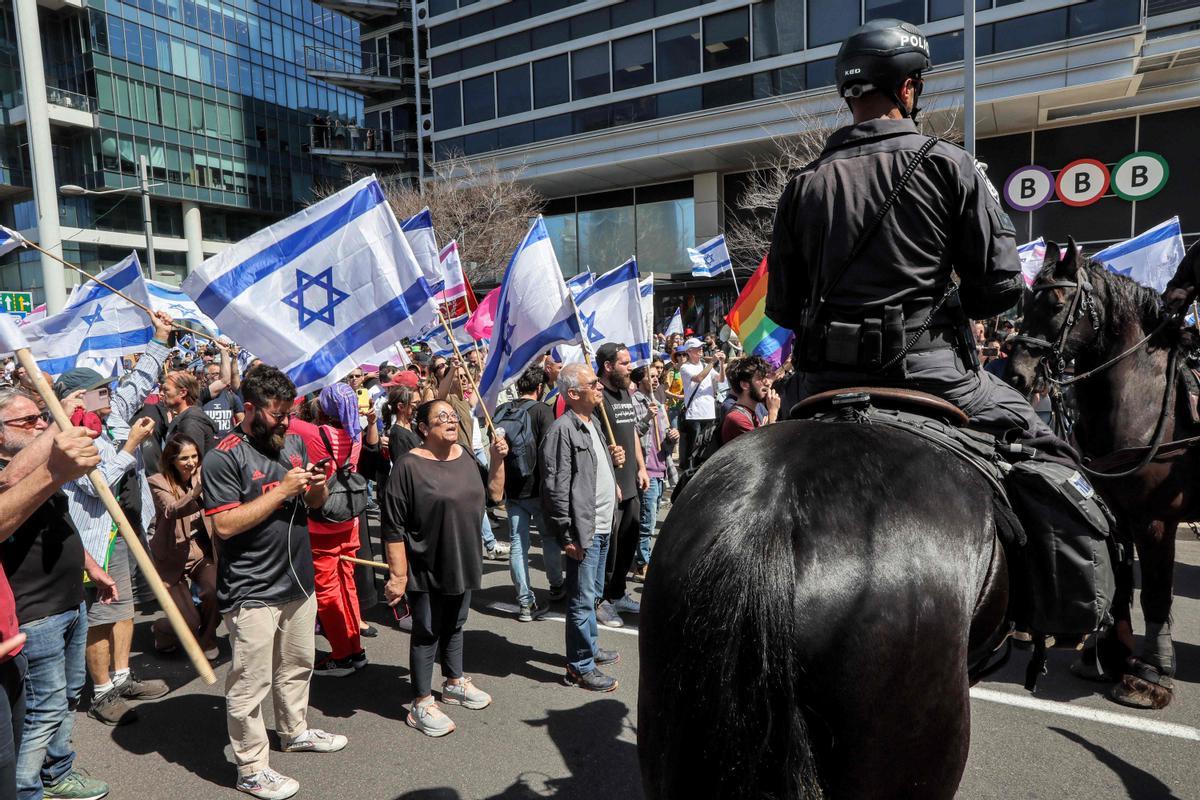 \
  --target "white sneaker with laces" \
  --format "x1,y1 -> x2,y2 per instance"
407,698 -> 456,737
236,768 -> 299,800
441,676 -> 492,710
283,728 -> 348,753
